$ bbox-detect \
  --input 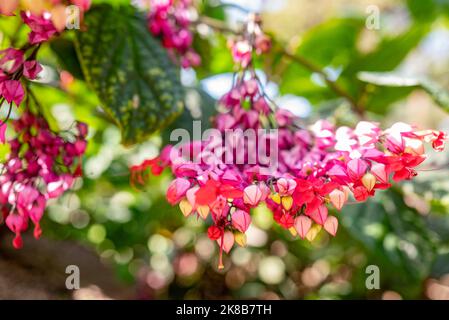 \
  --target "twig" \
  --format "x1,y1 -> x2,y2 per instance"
194,16 -> 242,35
